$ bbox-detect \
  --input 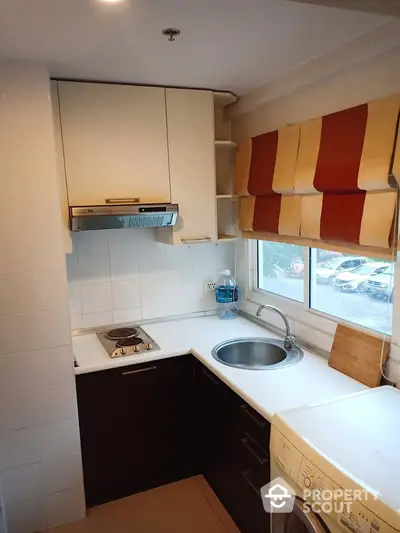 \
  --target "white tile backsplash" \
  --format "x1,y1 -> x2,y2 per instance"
113,307 -> 142,324
110,251 -> 139,281
82,311 -> 114,328
81,282 -> 113,314
112,279 -> 141,309
78,253 -> 111,283
67,229 -> 235,328
75,230 -> 109,255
